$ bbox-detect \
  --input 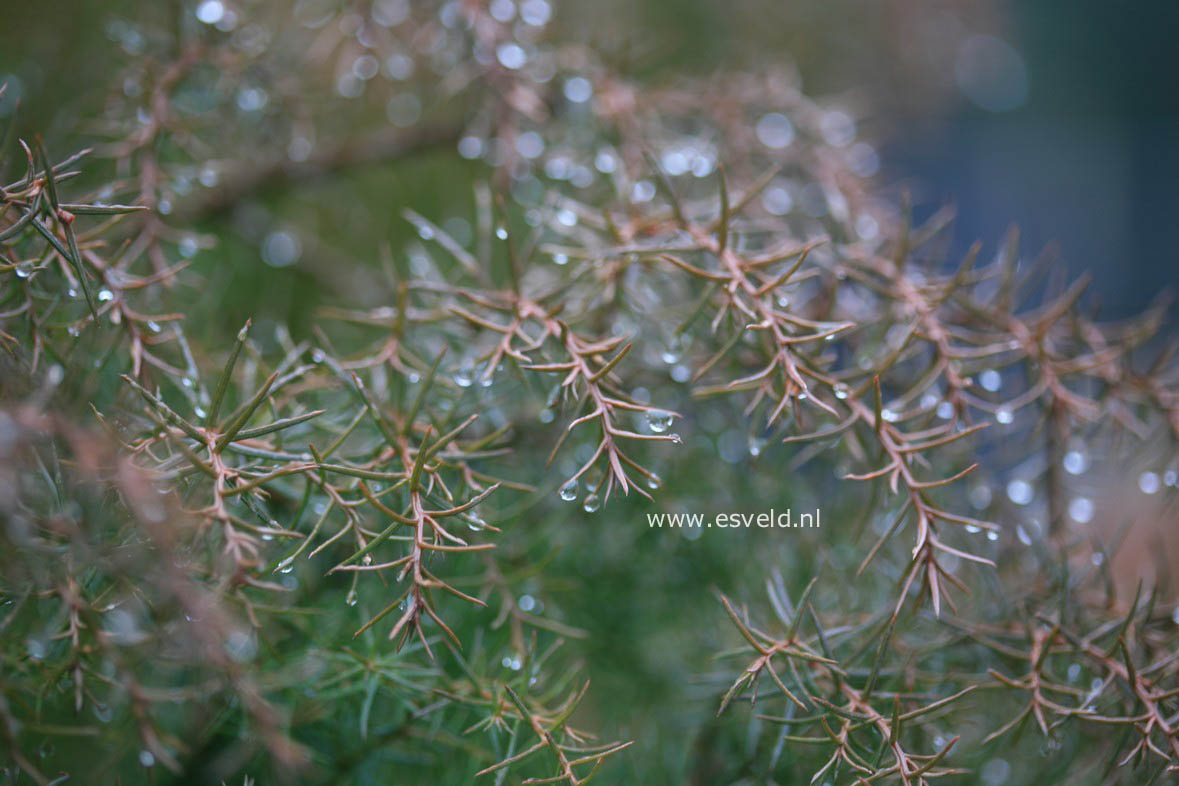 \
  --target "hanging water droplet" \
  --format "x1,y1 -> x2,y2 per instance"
647,473 -> 662,490
14,263 -> 33,278
661,335 -> 684,364
93,702 -> 113,723
495,225 -> 508,240
26,637 -> 47,660
551,252 -> 568,265
559,479 -> 578,501
1006,479 -> 1033,506
1016,524 -> 1032,546
986,530 -> 999,542
645,409 -> 674,433
345,589 -> 358,606
979,369 -> 1002,392
880,408 -> 899,423
582,493 -> 601,513
453,361 -> 474,387
1138,471 -> 1160,494
748,435 -> 766,457
1069,497 -> 1094,523
1062,450 -> 1087,475
995,407 -> 1013,425
965,524 -> 982,534
139,750 -> 155,767
97,288 -> 115,302
279,562 -> 294,574
936,401 -> 954,420
833,383 -> 849,400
